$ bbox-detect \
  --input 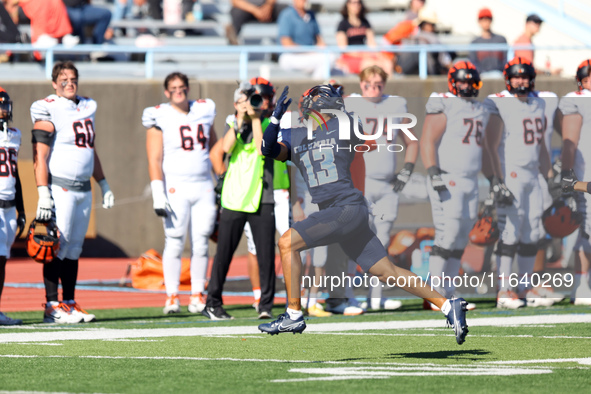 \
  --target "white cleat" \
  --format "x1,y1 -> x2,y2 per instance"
534,286 -> 565,303
573,297 -> 591,306
188,293 -> 206,314
497,290 -> 526,309
525,289 -> 555,307
65,301 -> 96,322
163,295 -> 181,314
43,302 -> 84,324
368,298 -> 402,311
